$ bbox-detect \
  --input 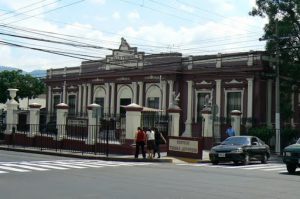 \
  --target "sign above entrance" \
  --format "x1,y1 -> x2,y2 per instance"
105,38 -> 144,70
